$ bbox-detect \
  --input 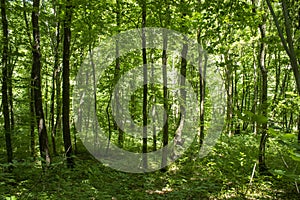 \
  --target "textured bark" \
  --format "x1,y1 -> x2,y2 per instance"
197,28 -> 206,147
258,13 -> 268,173
142,0 -> 148,170
161,30 -> 168,169
1,0 -> 13,165
62,0 -> 73,168
32,0 -> 51,166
